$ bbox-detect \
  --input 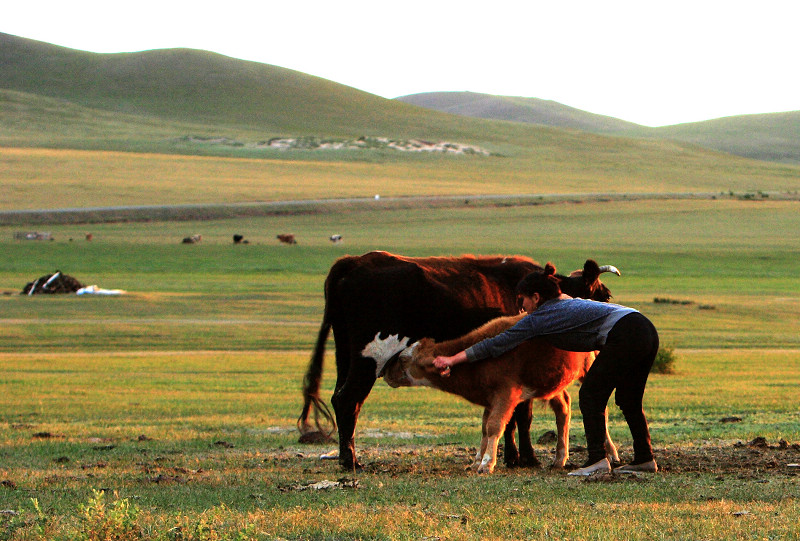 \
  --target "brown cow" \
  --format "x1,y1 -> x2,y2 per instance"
277,234 -> 297,244
298,251 -> 620,471
363,315 -> 619,473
